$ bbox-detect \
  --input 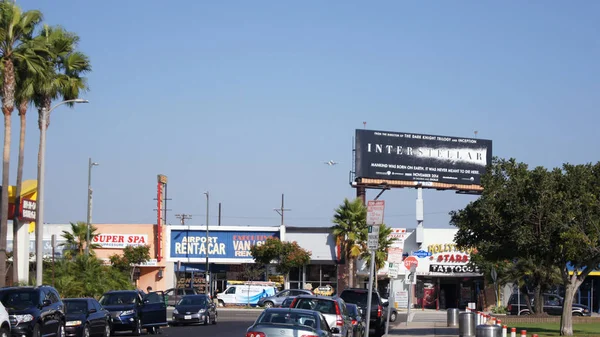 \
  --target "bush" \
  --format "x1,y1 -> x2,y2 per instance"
491,305 -> 508,314
44,254 -> 133,298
